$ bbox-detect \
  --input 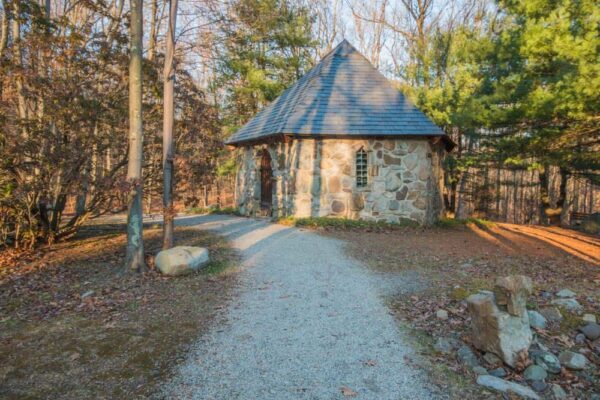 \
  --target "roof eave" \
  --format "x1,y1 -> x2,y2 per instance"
226,132 -> 455,150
